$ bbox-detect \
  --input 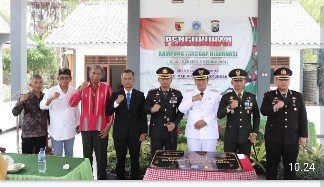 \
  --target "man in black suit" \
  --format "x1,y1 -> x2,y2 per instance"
260,67 -> 308,180
106,69 -> 147,180
144,67 -> 184,157
217,69 -> 260,158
